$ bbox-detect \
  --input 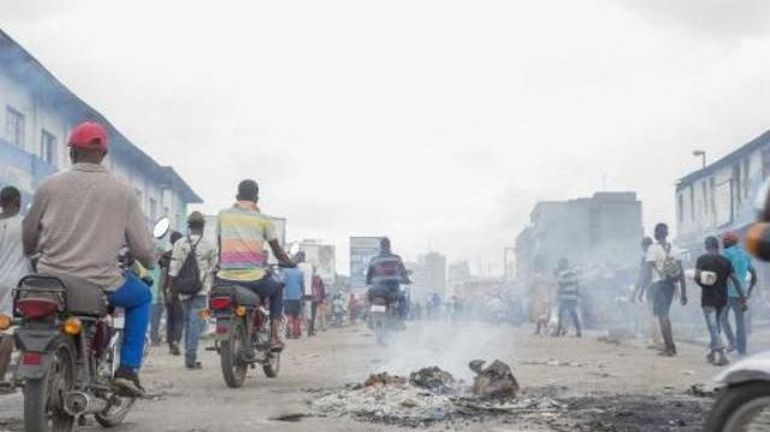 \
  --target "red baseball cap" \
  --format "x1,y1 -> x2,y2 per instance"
68,121 -> 108,151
